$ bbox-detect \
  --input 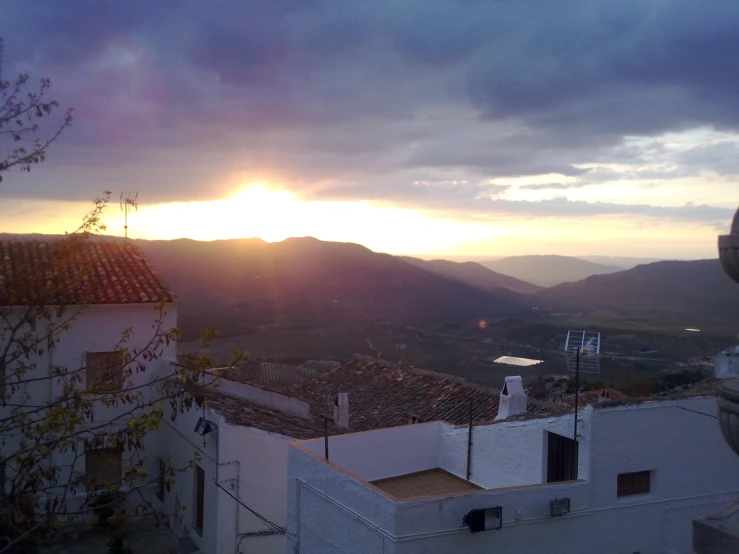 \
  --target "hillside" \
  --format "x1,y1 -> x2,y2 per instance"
533,259 -> 739,324
399,257 -> 541,294
483,255 -> 623,287
134,237 -> 532,336
576,255 -> 665,269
